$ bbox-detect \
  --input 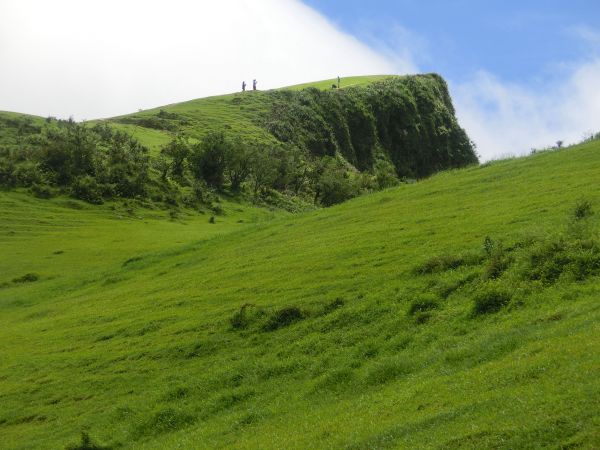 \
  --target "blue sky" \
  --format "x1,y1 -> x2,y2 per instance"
305,0 -> 600,86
